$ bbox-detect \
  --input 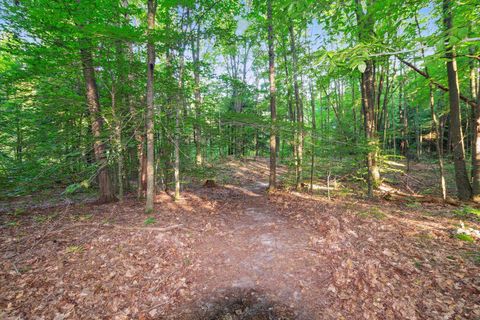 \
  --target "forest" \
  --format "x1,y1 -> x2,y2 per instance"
0,0 -> 480,319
